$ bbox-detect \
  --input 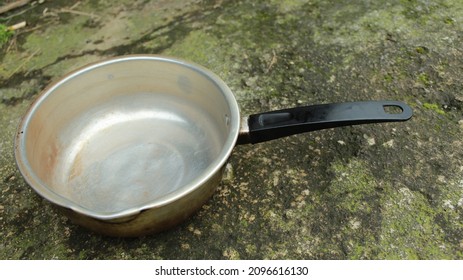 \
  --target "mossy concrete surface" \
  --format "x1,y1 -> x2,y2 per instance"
1,0 -> 463,259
